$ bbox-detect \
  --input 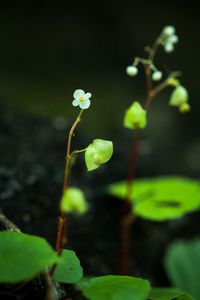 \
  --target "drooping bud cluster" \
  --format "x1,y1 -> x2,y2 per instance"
161,26 -> 179,53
